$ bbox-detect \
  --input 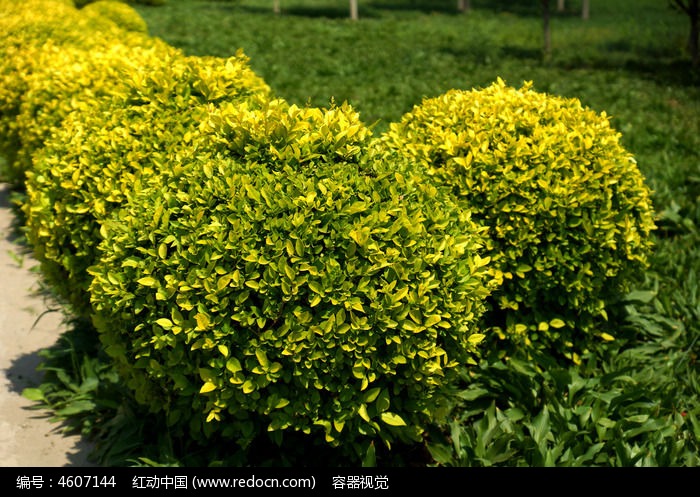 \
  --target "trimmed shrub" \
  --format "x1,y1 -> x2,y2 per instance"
75,0 -> 168,6
0,0 -> 149,186
376,79 -> 656,361
82,0 -> 149,34
88,101 -> 493,461
14,36 -> 161,185
202,97 -> 374,169
23,47 -> 272,318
